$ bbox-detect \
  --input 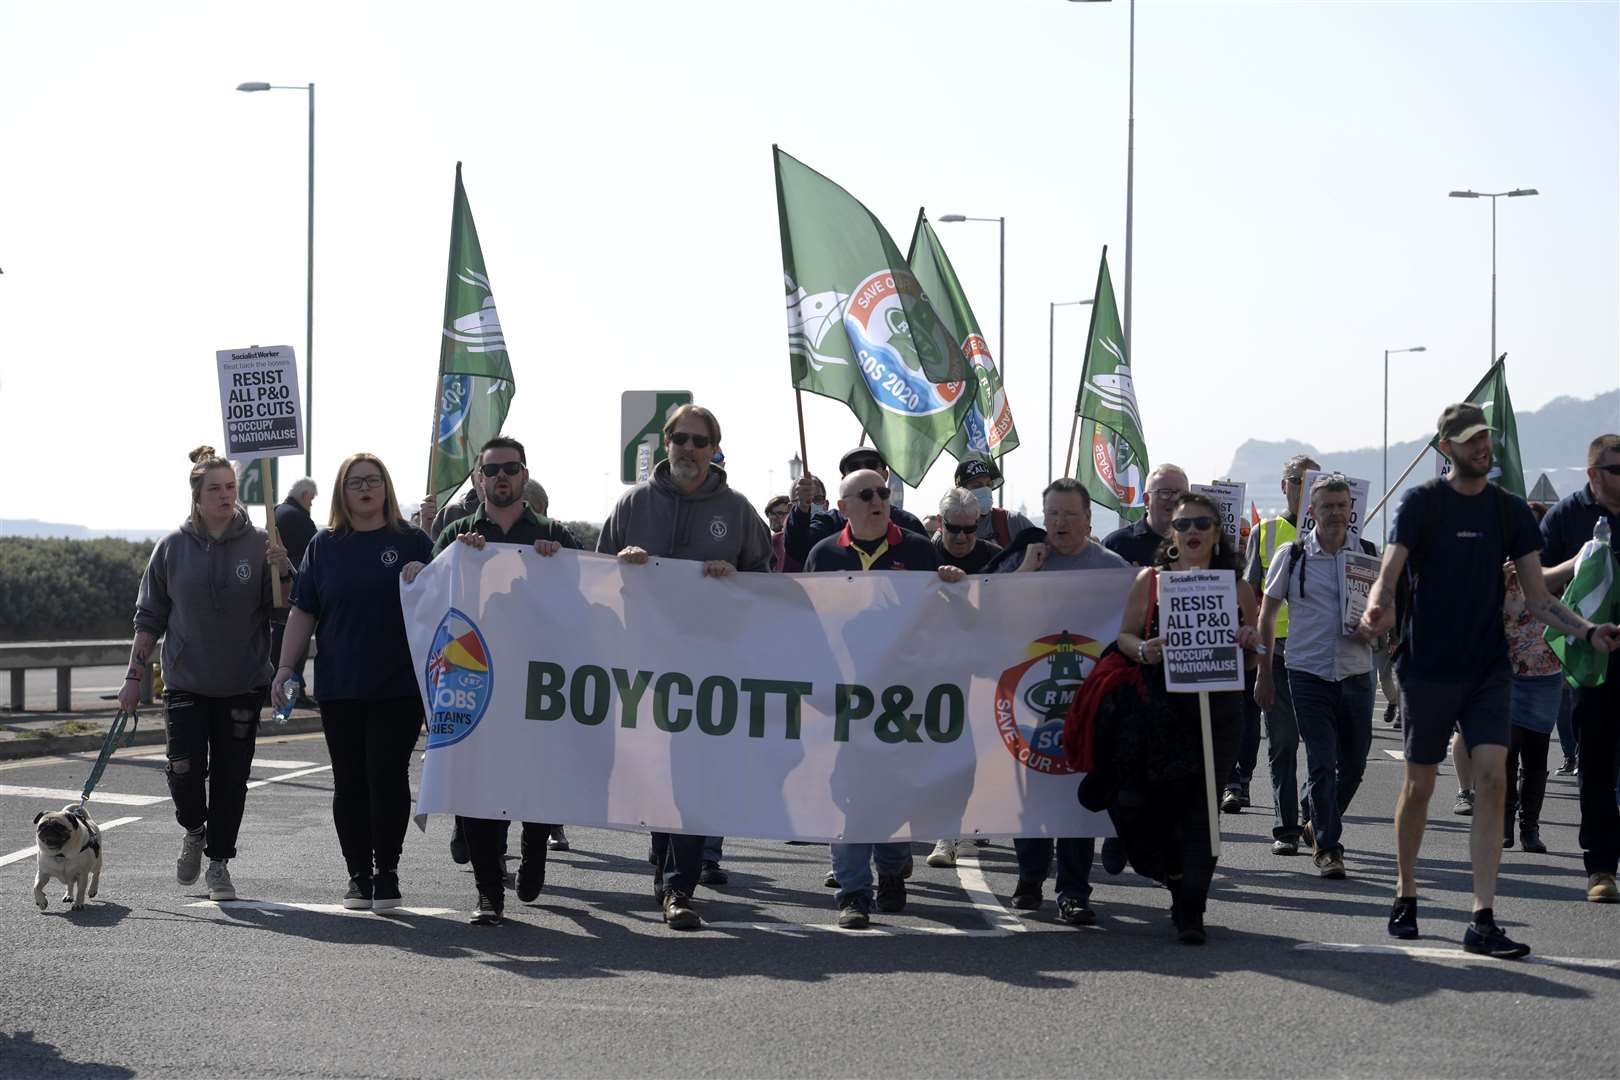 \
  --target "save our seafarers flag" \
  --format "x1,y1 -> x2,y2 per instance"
1072,247 -> 1150,522
1432,354 -> 1525,498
